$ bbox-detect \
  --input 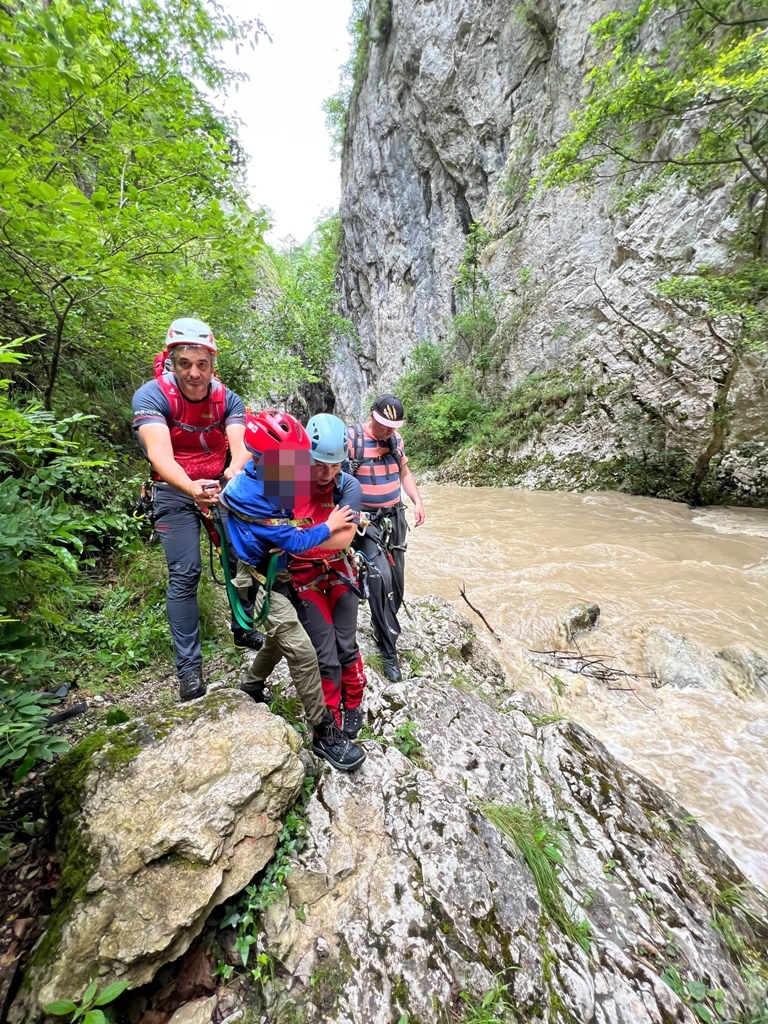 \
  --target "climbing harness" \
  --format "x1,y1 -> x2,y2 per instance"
290,551 -> 364,599
131,482 -> 276,629
199,506 -> 279,631
355,505 -> 411,617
